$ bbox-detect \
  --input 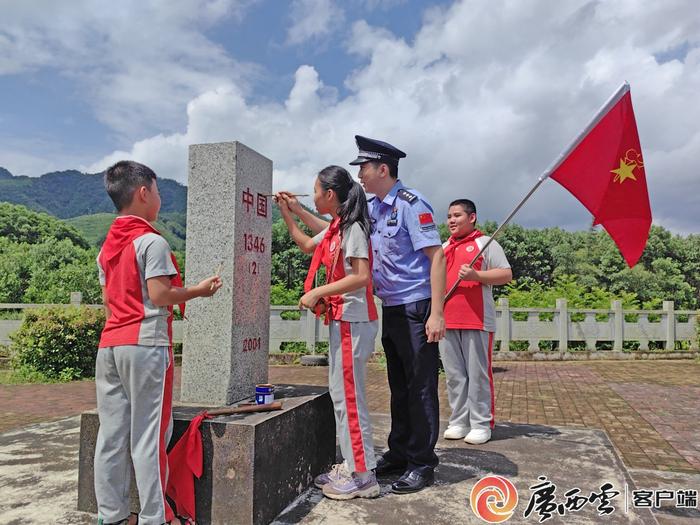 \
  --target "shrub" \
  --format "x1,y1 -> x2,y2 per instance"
270,283 -> 302,305
10,306 -> 105,381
